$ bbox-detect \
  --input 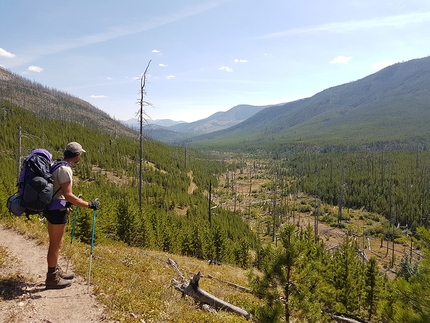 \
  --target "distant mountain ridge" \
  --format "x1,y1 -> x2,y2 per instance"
188,56 -> 430,151
141,104 -> 268,143
0,66 -> 266,144
121,118 -> 185,130
2,56 -> 430,153
169,104 -> 268,133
